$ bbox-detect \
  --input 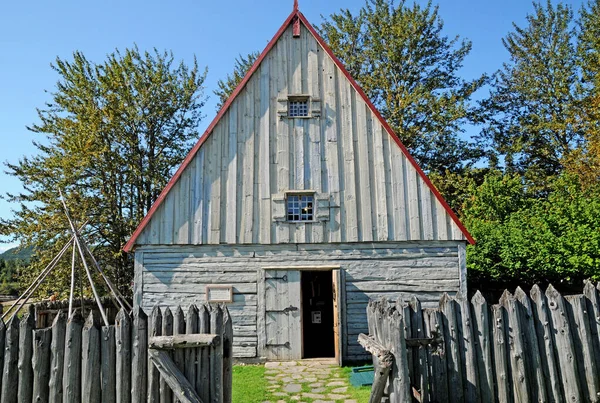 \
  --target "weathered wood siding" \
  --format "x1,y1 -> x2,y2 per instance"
136,23 -> 466,247
135,241 -> 462,361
